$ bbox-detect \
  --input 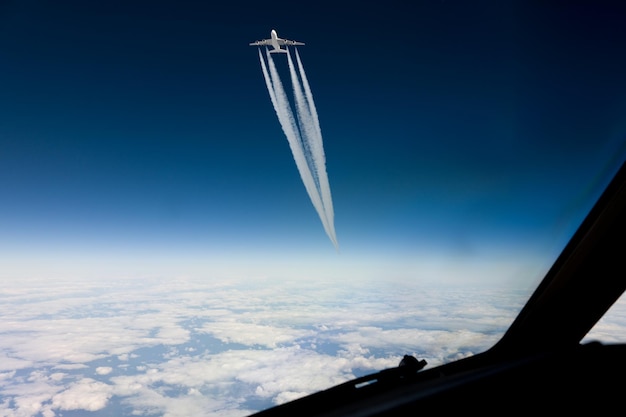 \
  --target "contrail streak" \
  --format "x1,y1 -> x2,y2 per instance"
294,49 -> 336,247
286,50 -> 337,249
263,48 -> 336,248
257,48 -> 338,250
286,51 -> 321,197
258,49 -> 325,224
